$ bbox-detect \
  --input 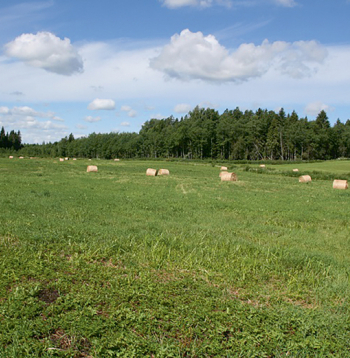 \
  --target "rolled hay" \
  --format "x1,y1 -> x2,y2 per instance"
65,157 -> 69,161
220,166 -> 228,171
333,179 -> 348,190
87,165 -> 98,173
259,164 -> 266,168
9,156 -> 13,159
221,172 -> 237,182
59,158 -> 64,162
19,156 -> 24,159
73,158 -> 77,161
293,169 -> 299,172
158,169 -> 170,176
146,168 -> 158,176
114,158 -> 120,161
299,175 -> 312,183
219,171 -> 228,178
